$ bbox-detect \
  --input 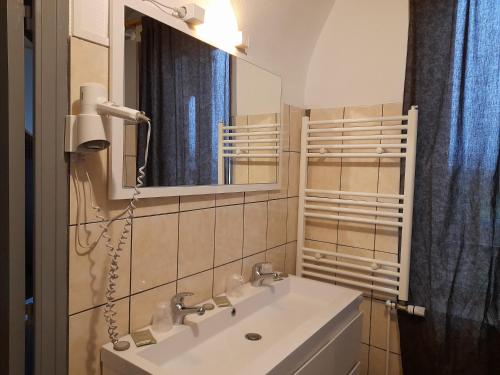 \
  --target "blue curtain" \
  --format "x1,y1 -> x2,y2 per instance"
399,1 -> 500,374
137,16 -> 230,186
